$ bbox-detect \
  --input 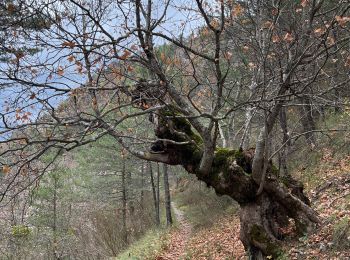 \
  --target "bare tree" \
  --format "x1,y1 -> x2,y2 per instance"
1,0 -> 350,258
